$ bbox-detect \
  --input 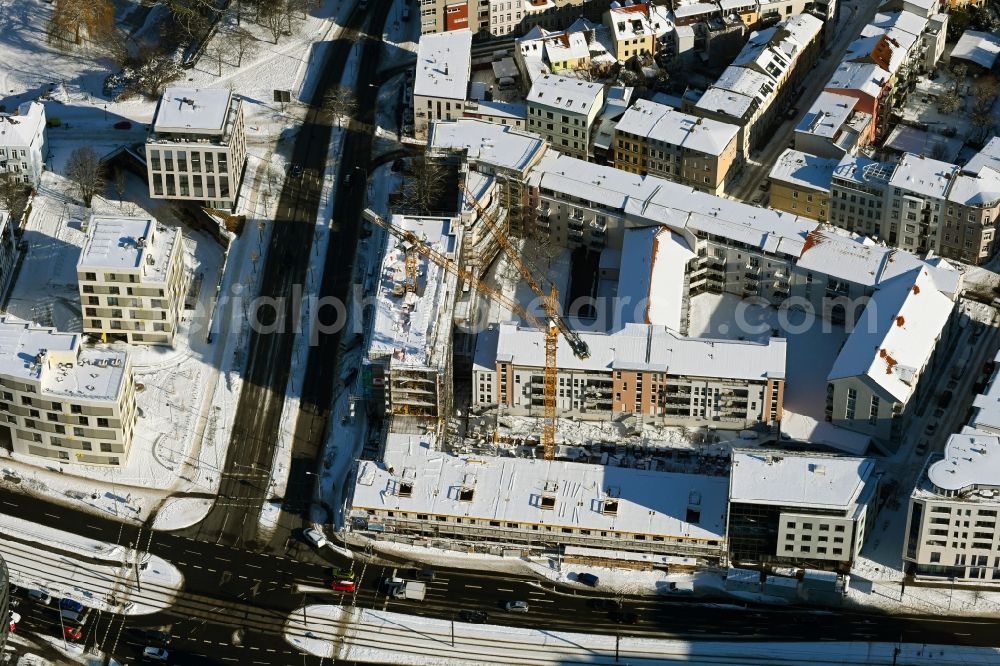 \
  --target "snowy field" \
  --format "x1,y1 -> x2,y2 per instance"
284,605 -> 1000,666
